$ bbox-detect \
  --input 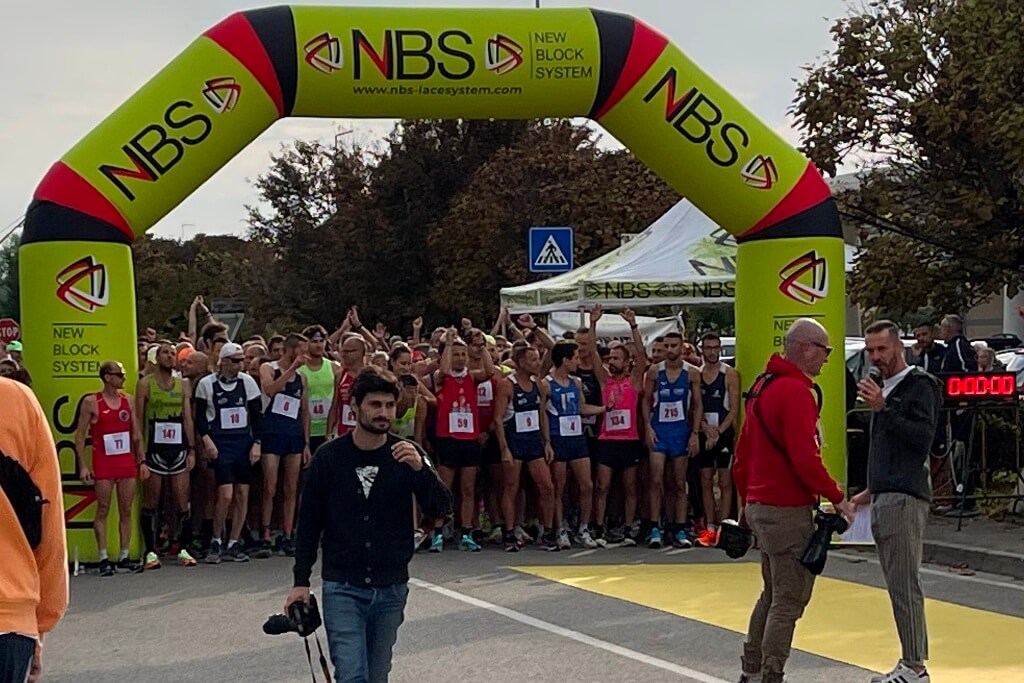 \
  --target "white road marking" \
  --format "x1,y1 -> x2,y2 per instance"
410,578 -> 734,683
569,549 -> 597,558
830,551 -> 1024,592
